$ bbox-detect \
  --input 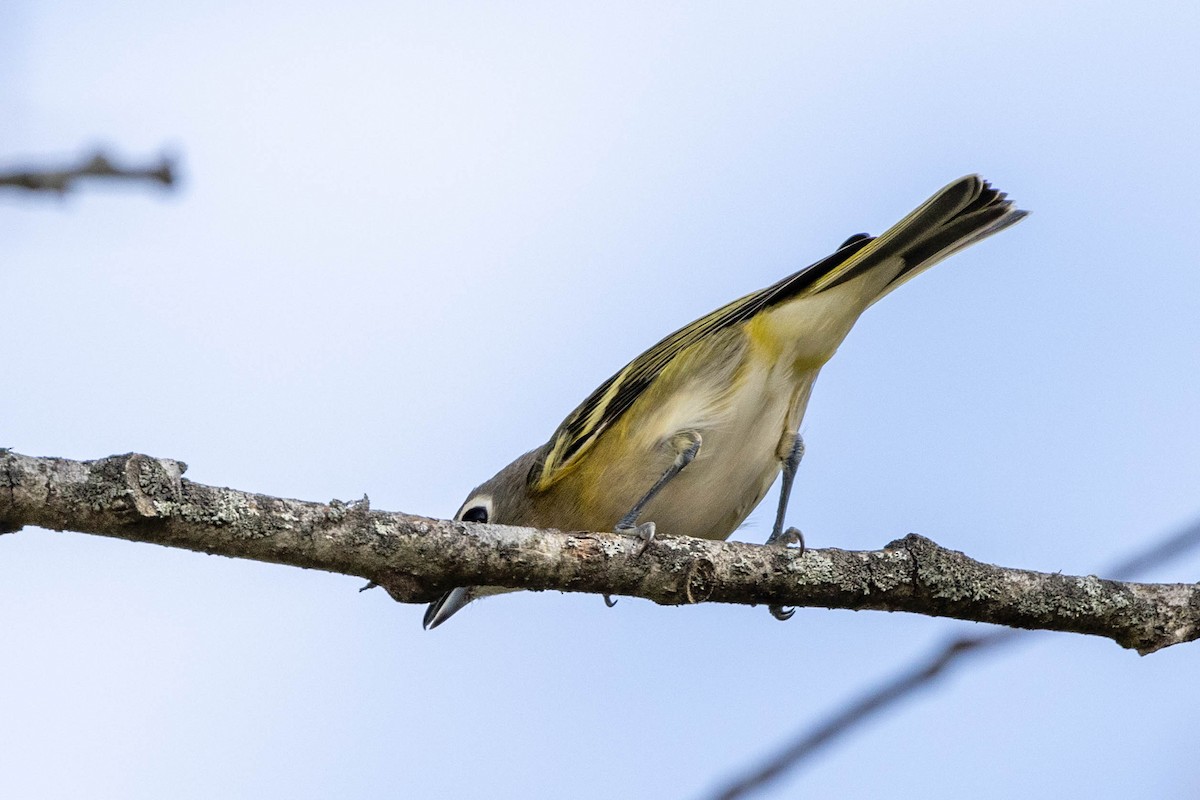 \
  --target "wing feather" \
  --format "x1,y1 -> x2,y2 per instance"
528,235 -> 875,489
529,175 -> 1025,491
